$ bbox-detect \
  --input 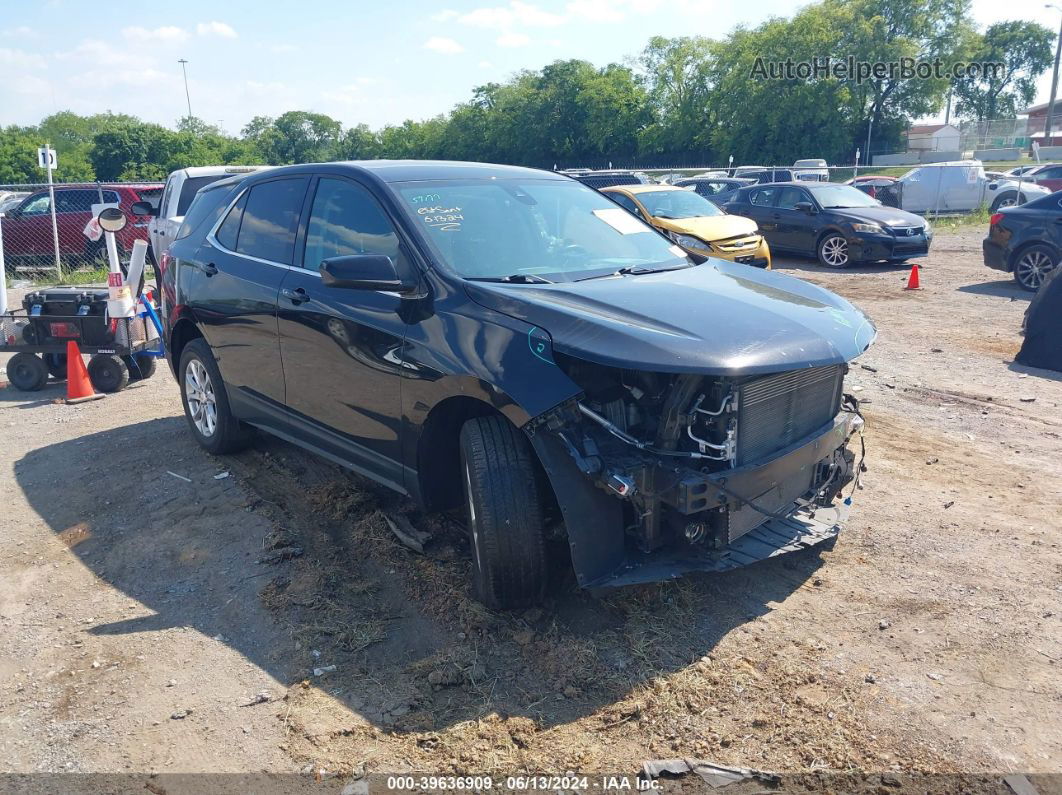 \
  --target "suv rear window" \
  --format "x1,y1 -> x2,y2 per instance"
176,185 -> 238,241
